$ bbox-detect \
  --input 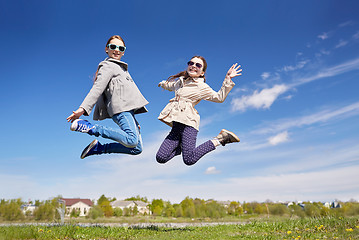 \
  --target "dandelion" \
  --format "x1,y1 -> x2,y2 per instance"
346,228 -> 354,232
38,229 -> 44,233
287,231 -> 292,234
